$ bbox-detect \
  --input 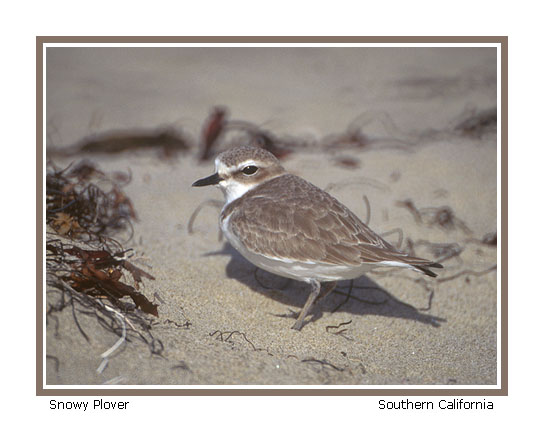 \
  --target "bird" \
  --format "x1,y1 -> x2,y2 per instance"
192,145 -> 442,330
